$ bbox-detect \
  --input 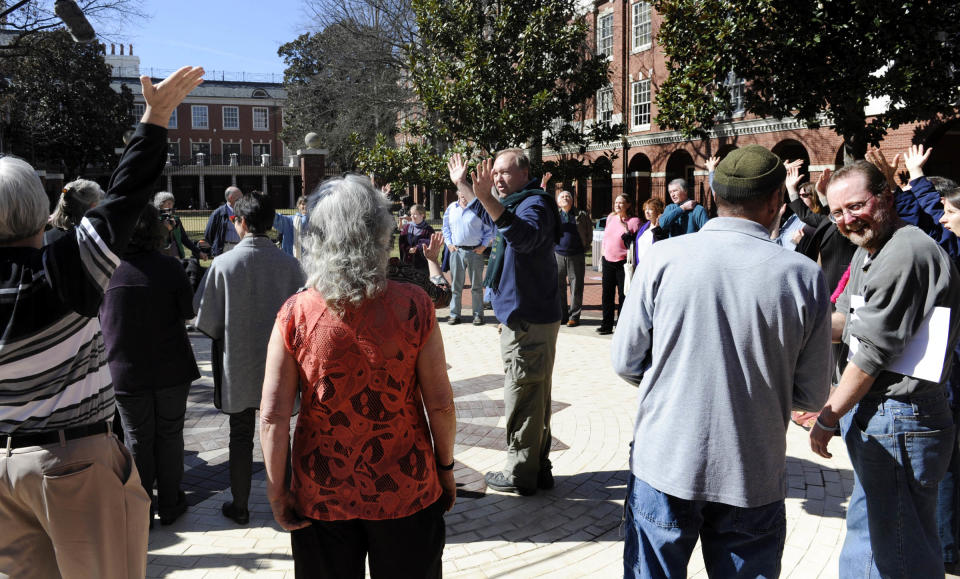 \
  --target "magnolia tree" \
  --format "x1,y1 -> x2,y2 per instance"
652,0 -> 960,162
